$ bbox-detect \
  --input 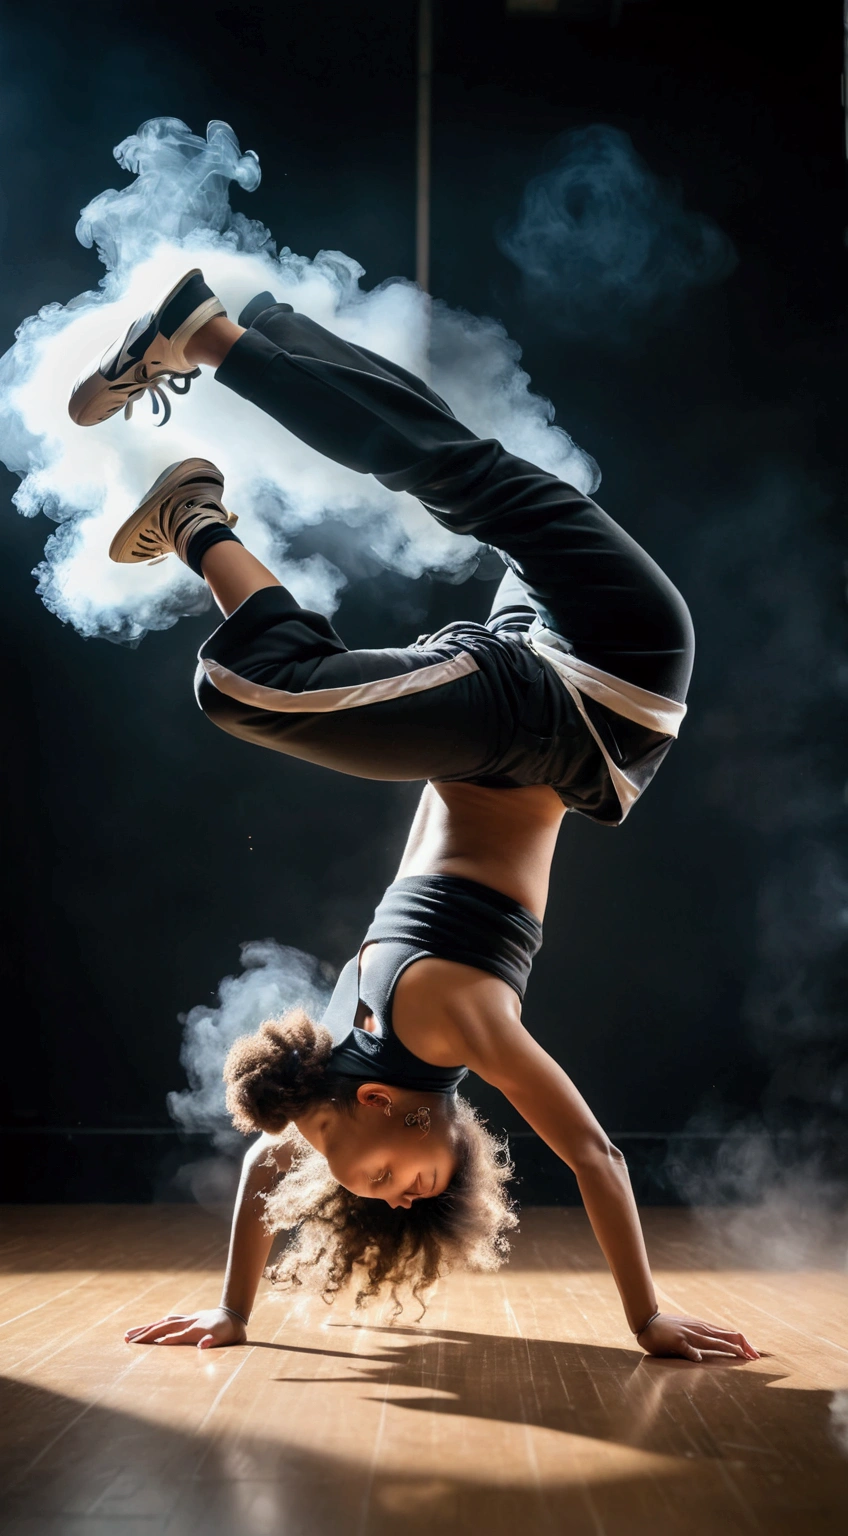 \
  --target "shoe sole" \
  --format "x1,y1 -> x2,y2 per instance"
69,269 -> 205,428
109,458 -> 227,564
